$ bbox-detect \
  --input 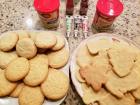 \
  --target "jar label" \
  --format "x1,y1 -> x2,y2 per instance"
38,10 -> 59,28
93,12 -> 115,29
